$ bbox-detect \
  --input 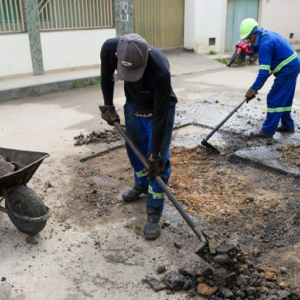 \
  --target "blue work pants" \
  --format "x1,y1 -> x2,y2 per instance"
262,57 -> 300,135
124,103 -> 175,216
